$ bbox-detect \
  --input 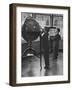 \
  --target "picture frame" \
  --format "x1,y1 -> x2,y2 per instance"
9,3 -> 70,86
